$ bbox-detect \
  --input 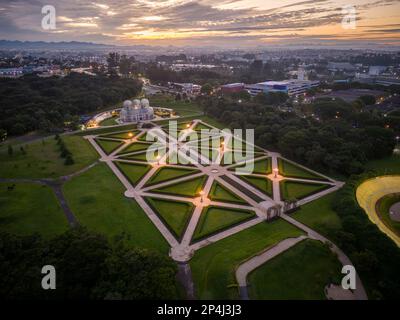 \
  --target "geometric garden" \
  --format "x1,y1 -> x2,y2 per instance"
86,119 -> 341,263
